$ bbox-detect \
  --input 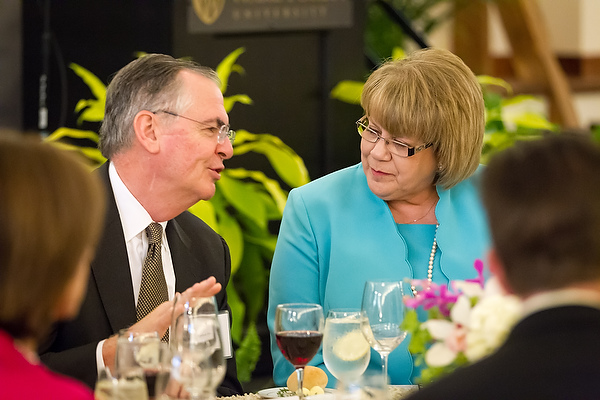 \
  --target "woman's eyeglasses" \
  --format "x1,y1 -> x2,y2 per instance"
356,116 -> 431,158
